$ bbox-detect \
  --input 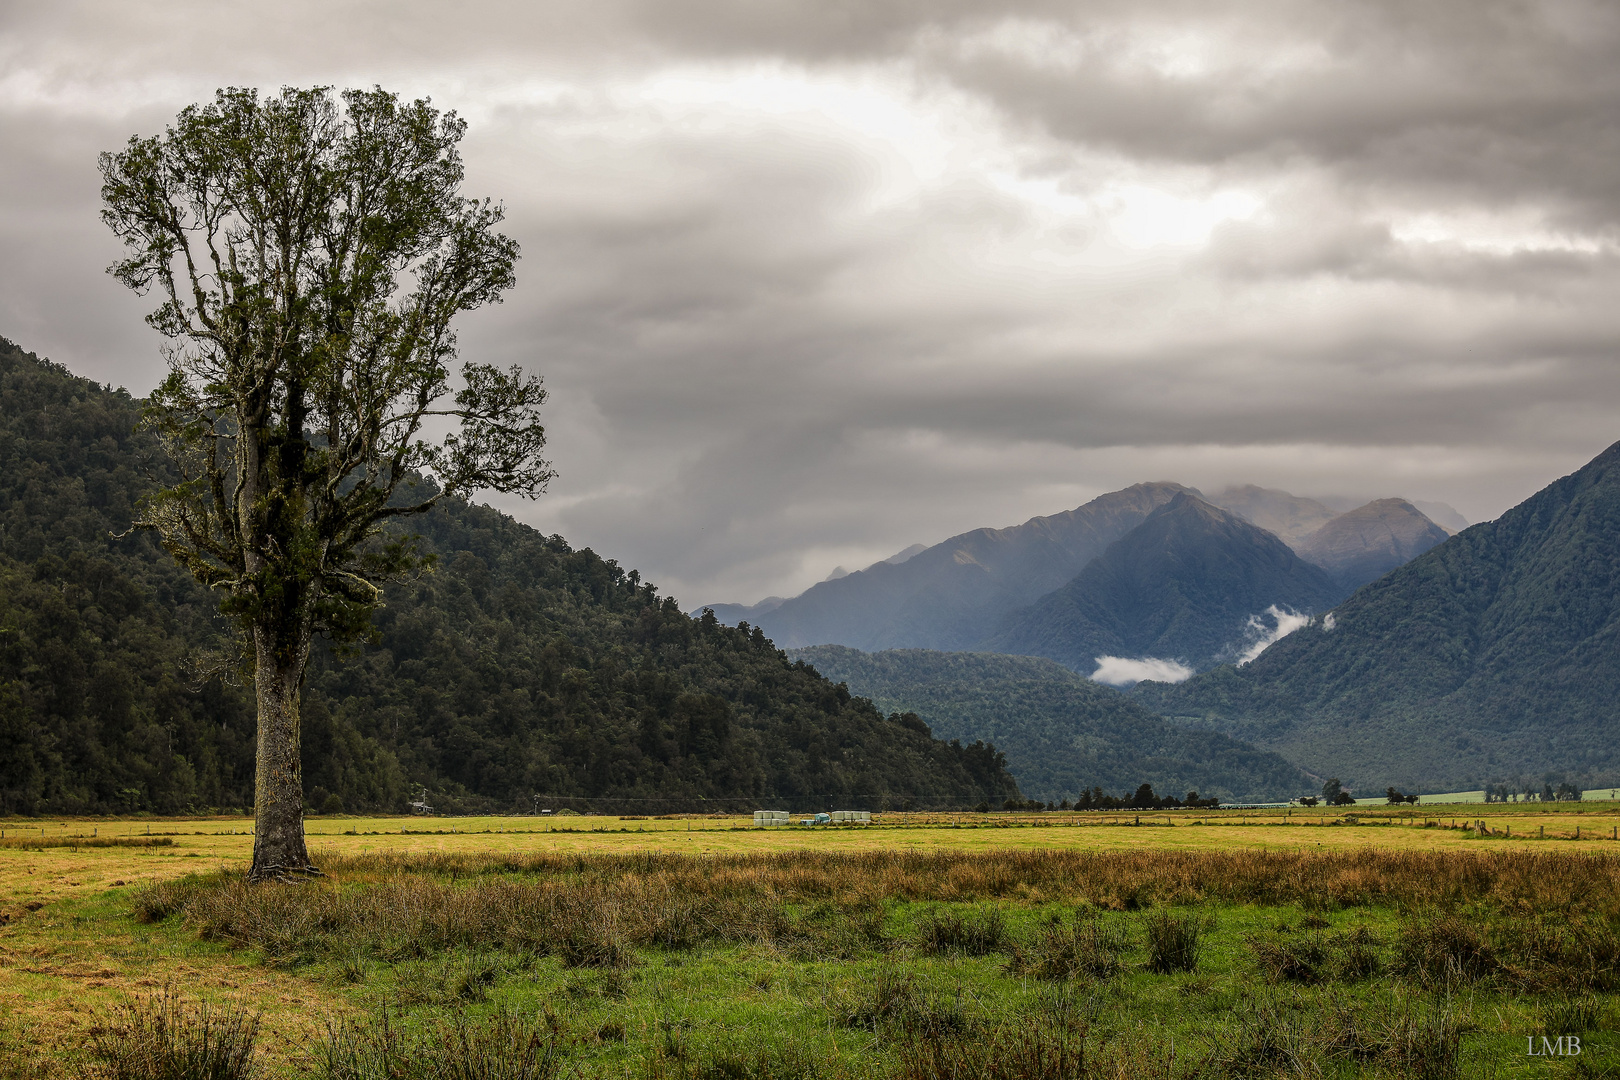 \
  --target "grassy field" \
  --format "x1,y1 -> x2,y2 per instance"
2,808 -> 1618,1078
